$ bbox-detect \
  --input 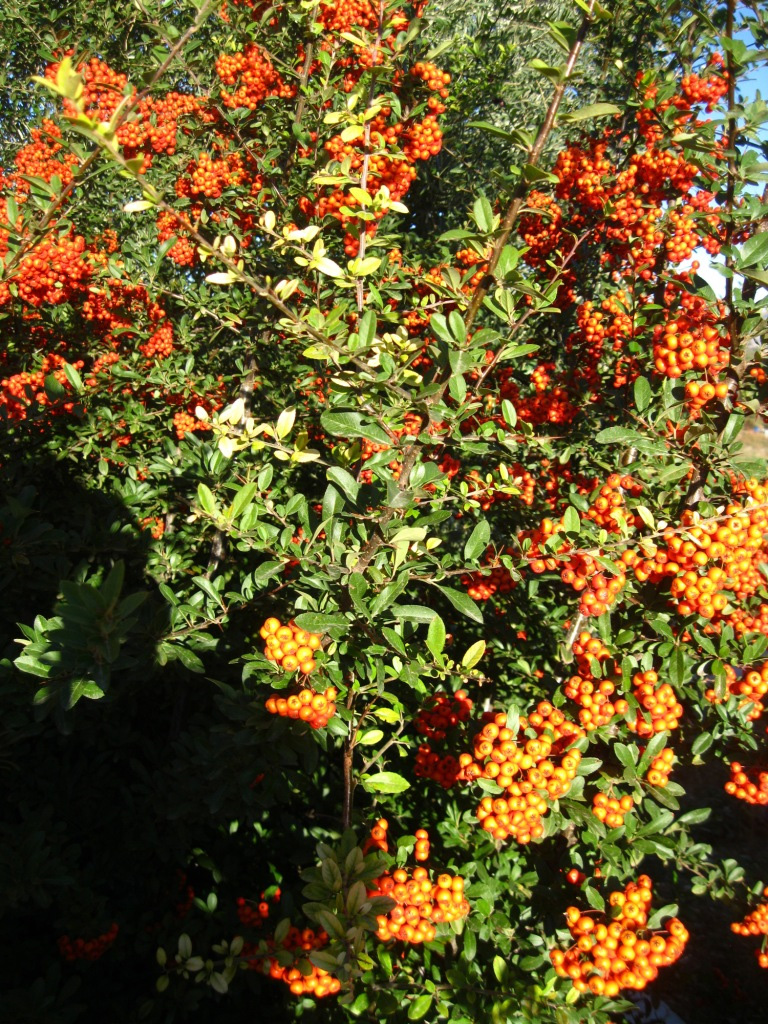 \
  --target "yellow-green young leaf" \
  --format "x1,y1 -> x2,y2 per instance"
340,124 -> 364,142
205,271 -> 237,285
31,75 -> 63,96
348,256 -> 381,276
315,257 -> 343,278
123,200 -> 155,213
348,186 -> 372,206
461,639 -> 486,670
636,505 -> 655,529
391,527 -> 428,545
357,728 -> 384,746
303,343 -> 334,359
56,57 -> 85,101
374,707 -> 400,724
276,407 -> 296,439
